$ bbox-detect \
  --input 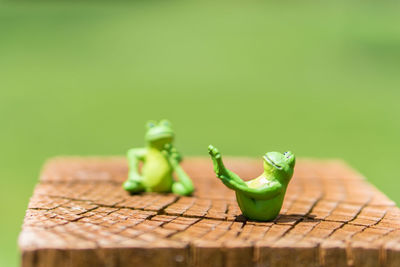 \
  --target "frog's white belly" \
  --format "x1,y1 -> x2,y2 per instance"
246,176 -> 272,189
